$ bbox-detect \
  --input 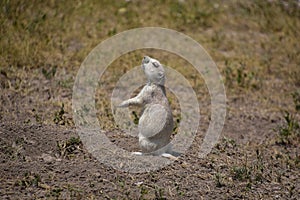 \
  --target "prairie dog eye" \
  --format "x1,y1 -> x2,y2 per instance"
153,62 -> 159,68
143,56 -> 150,64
